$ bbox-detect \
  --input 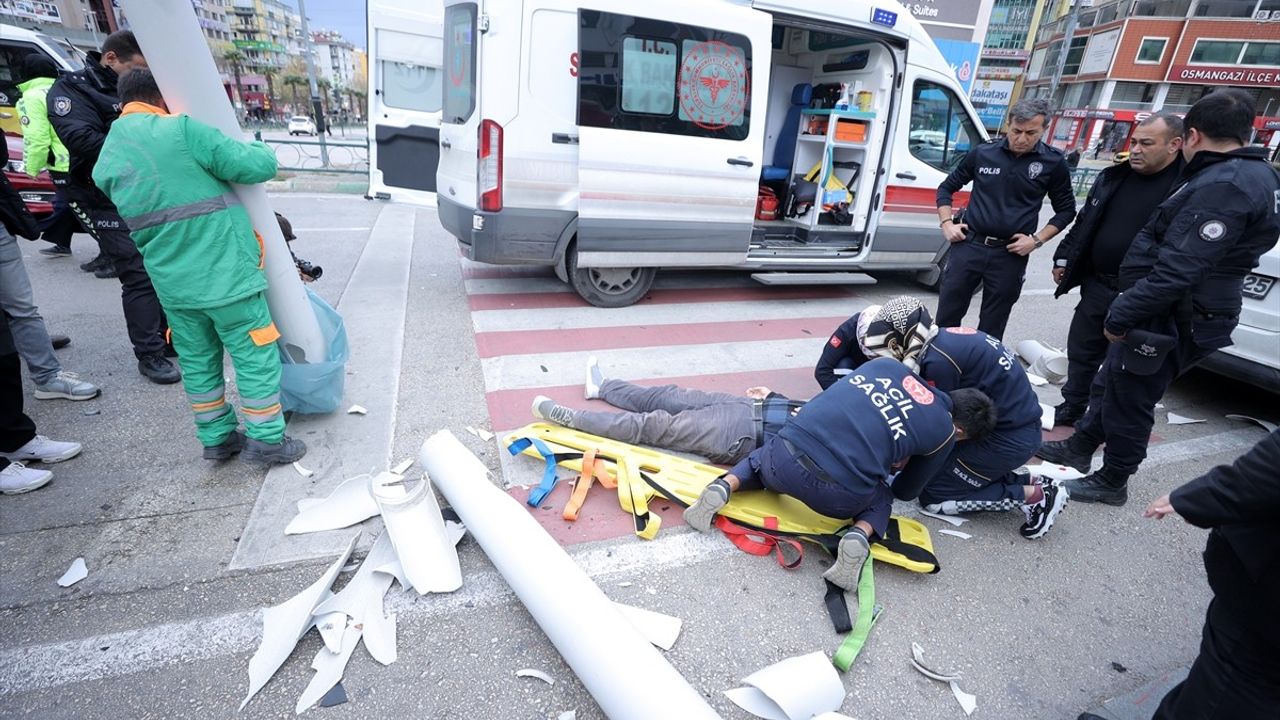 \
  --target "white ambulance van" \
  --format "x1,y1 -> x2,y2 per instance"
0,24 -> 83,136
373,0 -> 986,306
